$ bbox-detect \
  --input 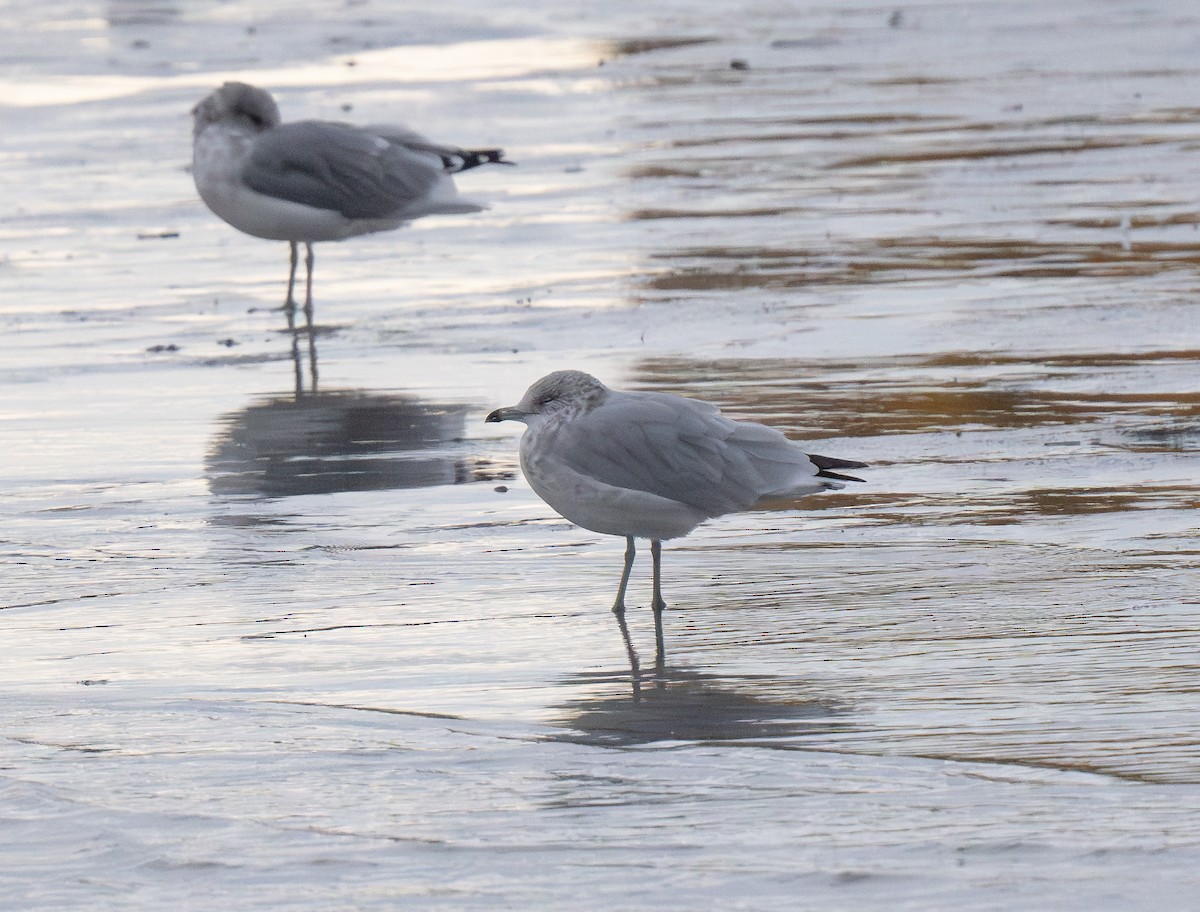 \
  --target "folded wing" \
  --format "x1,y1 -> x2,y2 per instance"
555,391 -> 836,518
243,121 -> 448,219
